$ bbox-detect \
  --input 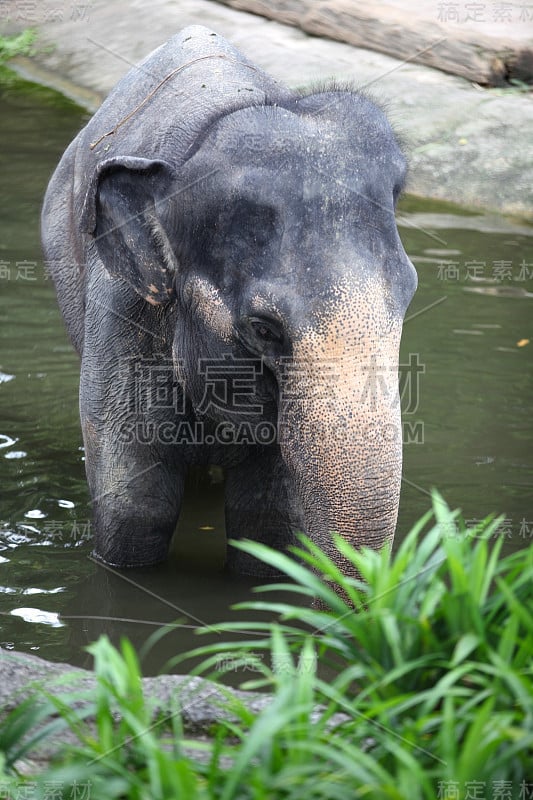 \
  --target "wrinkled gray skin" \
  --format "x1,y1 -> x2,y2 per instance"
42,26 -> 417,579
